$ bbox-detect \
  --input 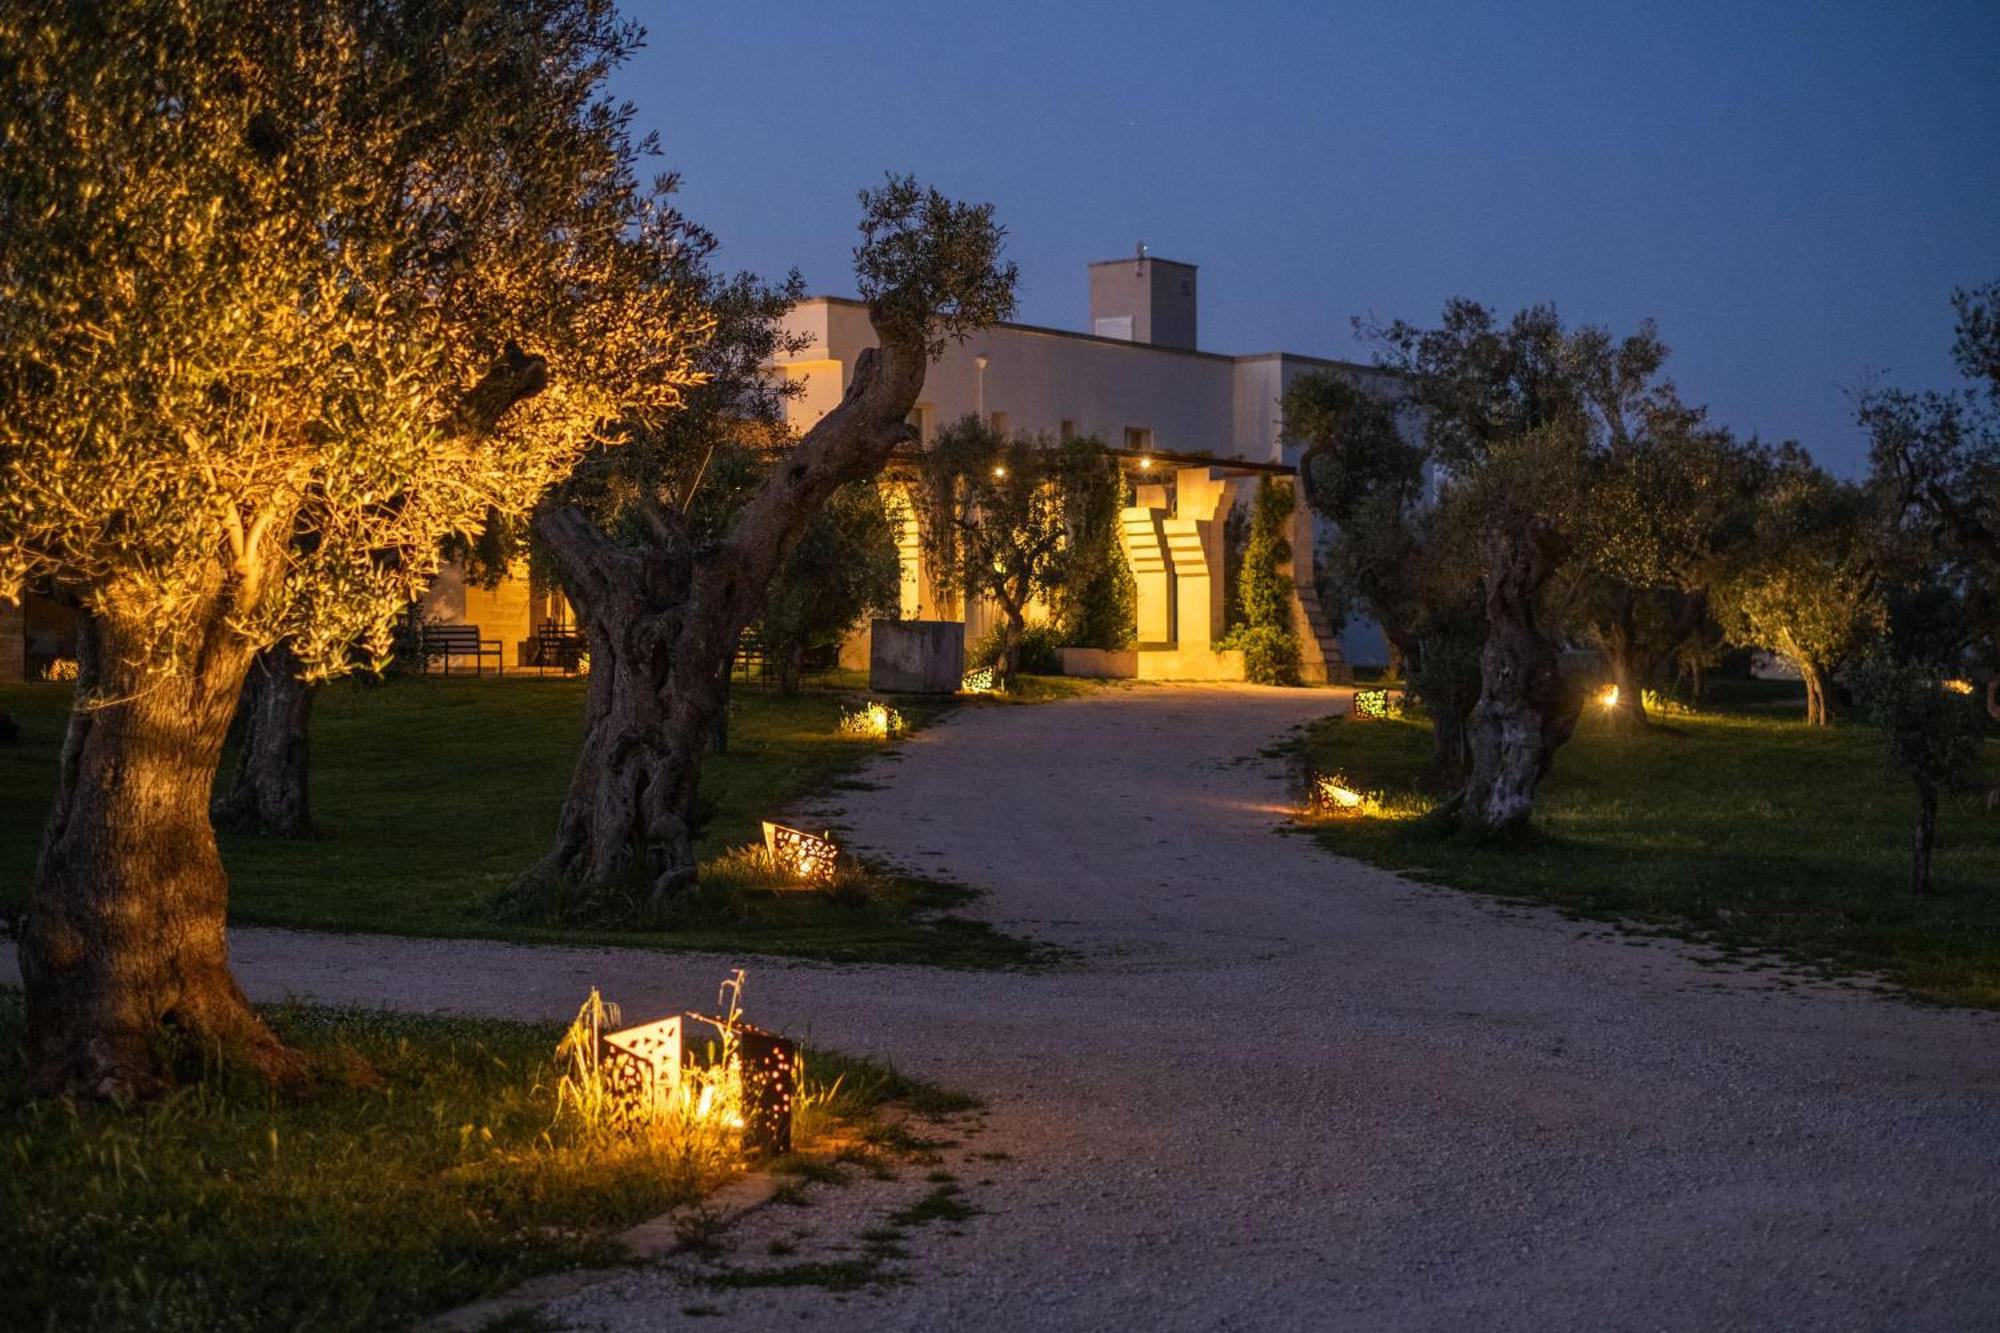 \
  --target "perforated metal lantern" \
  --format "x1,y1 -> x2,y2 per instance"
1353,688 -> 1391,720
761,821 -> 839,885
731,1022 -> 799,1156
598,1012 -> 696,1123
597,1010 -> 797,1156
